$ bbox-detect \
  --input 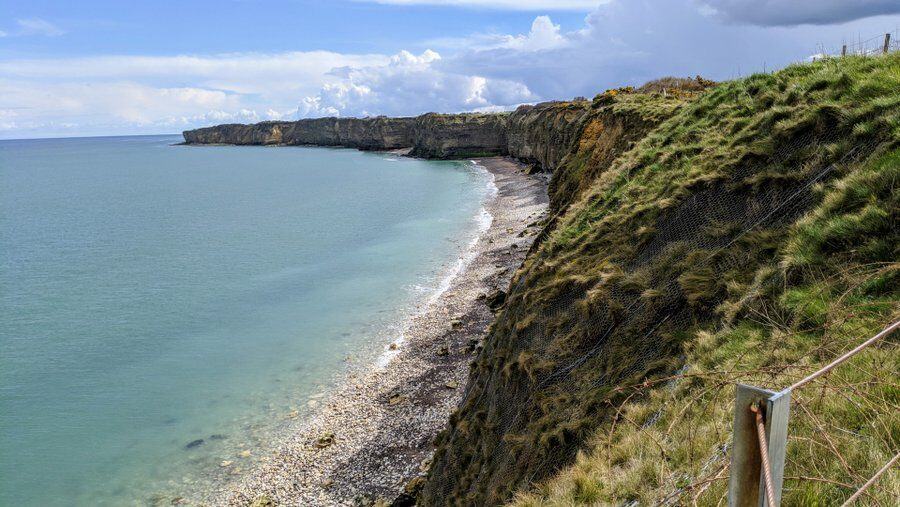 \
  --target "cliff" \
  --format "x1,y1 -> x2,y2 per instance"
181,102 -> 594,172
182,116 -> 417,149
506,101 -> 591,174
